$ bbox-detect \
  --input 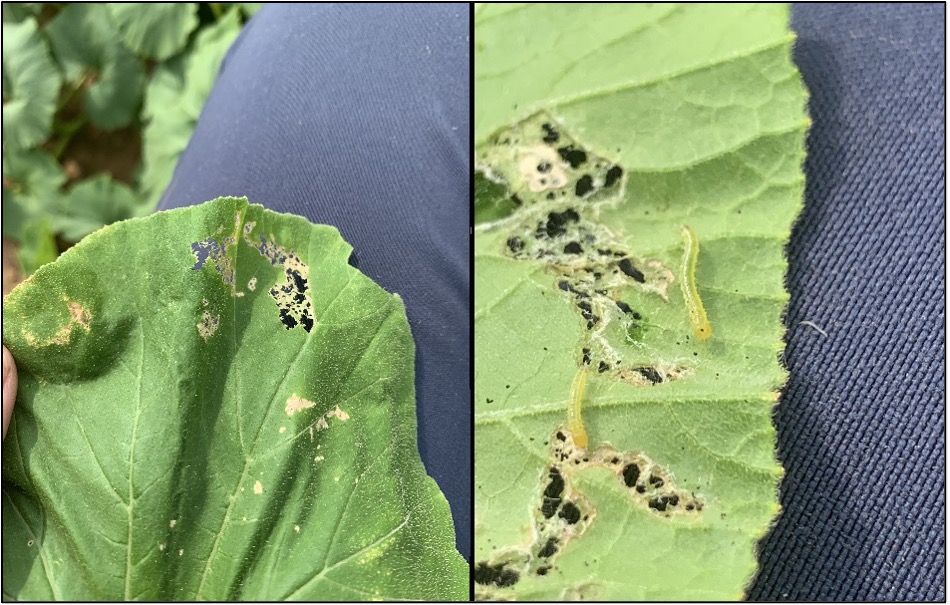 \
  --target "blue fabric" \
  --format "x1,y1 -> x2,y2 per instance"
157,4 -> 471,559
749,4 -> 945,600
